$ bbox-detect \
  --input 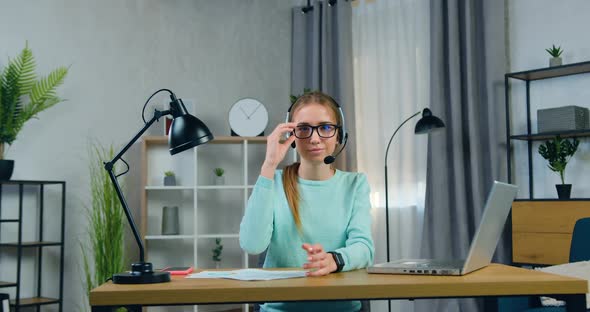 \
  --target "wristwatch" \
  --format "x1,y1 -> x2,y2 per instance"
328,251 -> 345,273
